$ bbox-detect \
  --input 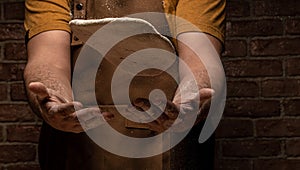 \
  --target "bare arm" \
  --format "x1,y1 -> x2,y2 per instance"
24,30 -> 83,132
177,32 -> 223,90
174,32 -> 225,124
25,31 -> 72,103
130,32 -> 224,132
24,30 -> 113,133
